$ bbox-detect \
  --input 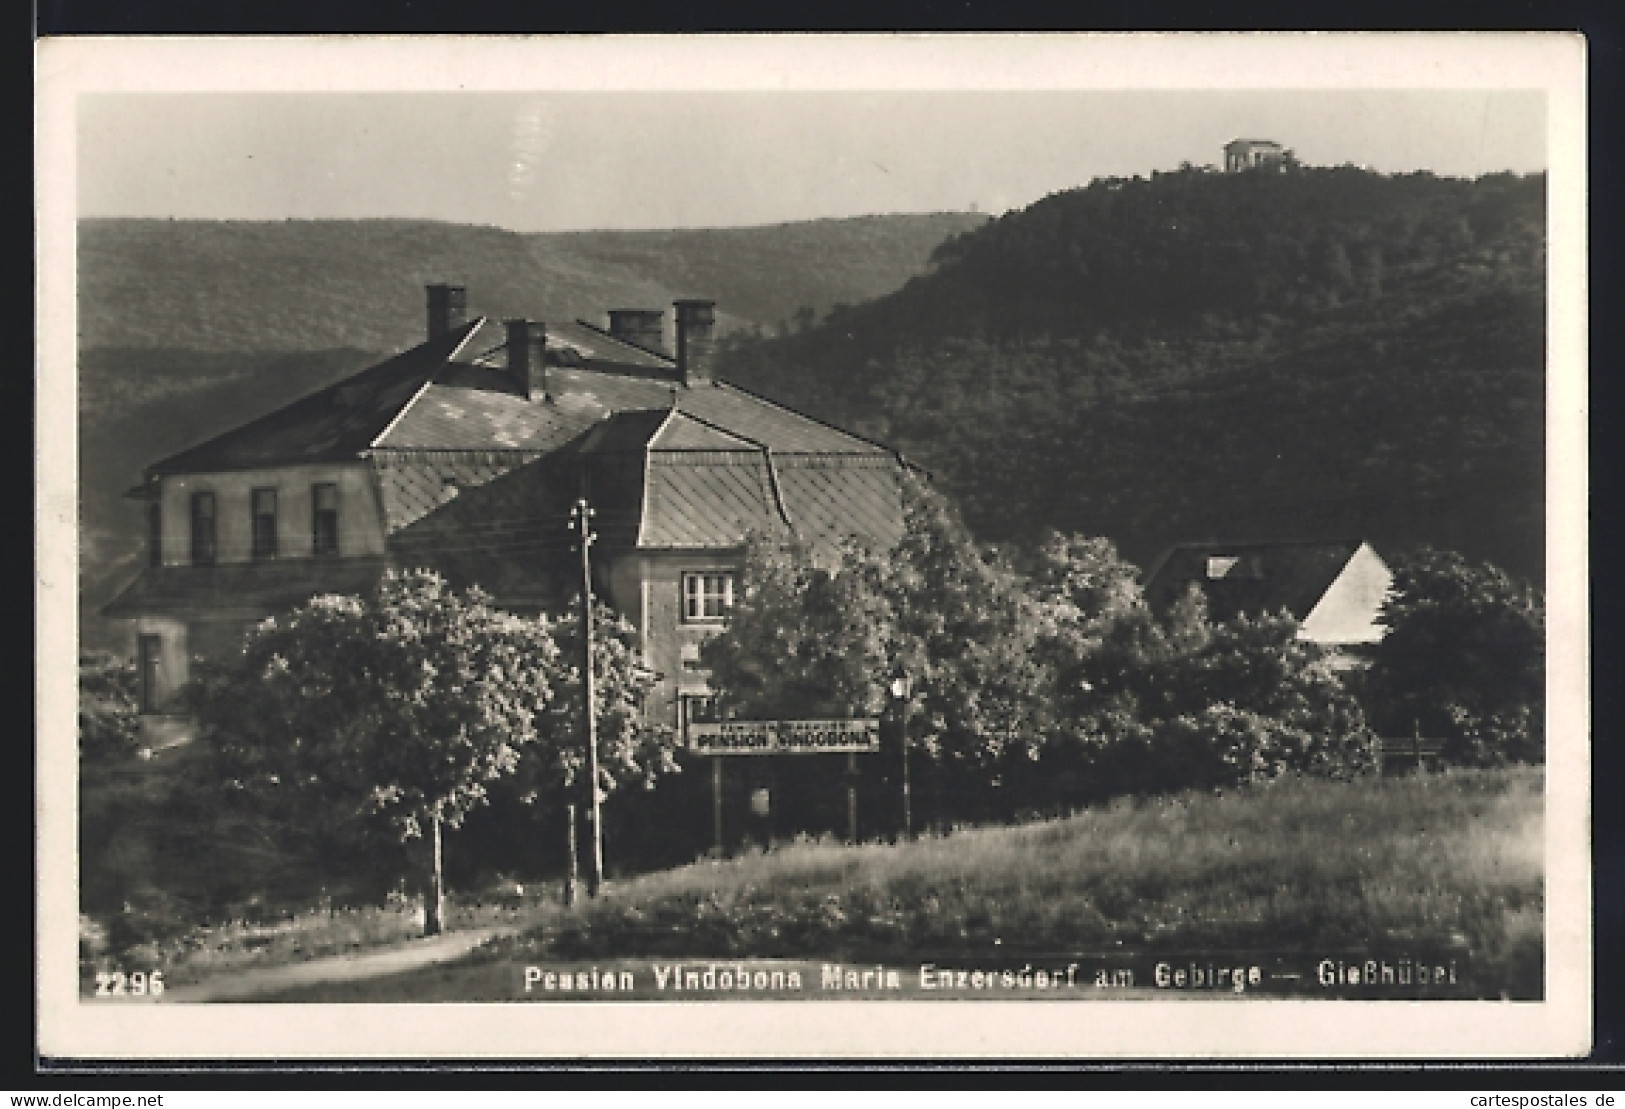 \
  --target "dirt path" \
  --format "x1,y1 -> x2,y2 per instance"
161,926 -> 516,1002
